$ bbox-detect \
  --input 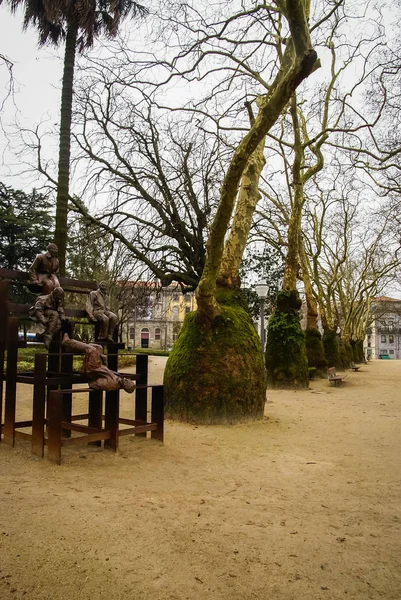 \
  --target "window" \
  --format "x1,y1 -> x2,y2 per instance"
172,306 -> 179,321
172,293 -> 179,302
185,306 -> 191,314
381,335 -> 386,343
379,349 -> 388,355
389,350 -> 395,355
129,327 -> 135,339
367,342 -> 371,348
389,335 -> 394,344
155,328 -> 161,341
185,293 -> 191,302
